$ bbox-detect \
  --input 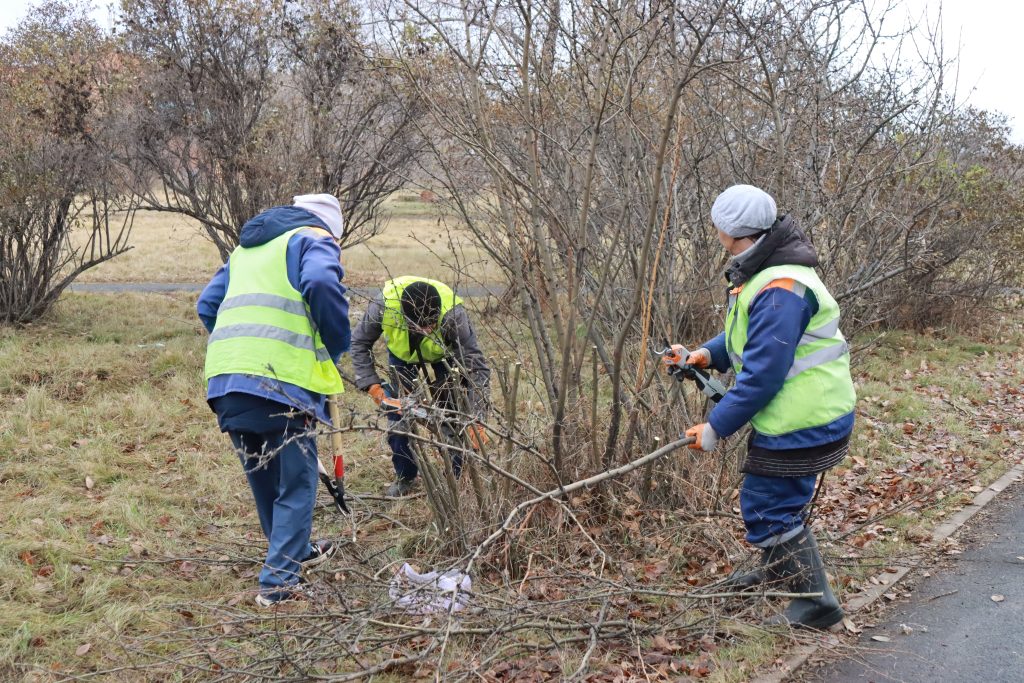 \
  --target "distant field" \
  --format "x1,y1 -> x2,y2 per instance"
78,191 -> 497,288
